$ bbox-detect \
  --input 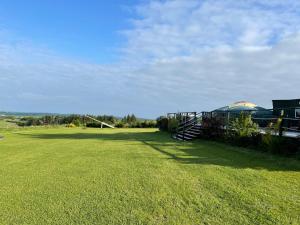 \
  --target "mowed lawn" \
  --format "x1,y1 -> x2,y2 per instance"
0,128 -> 299,225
